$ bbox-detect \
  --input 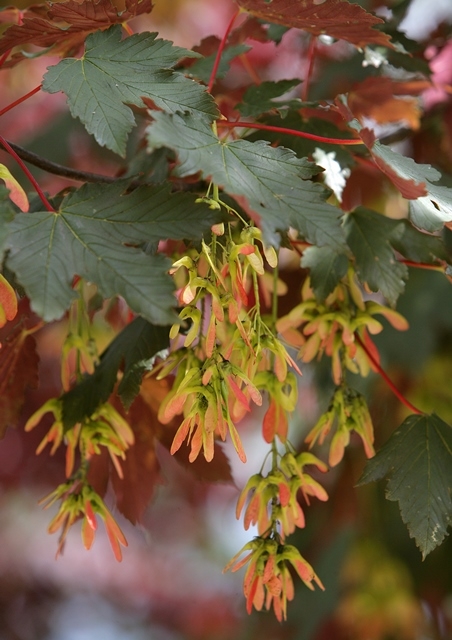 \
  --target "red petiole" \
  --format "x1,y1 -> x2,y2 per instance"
217,119 -> 364,145
207,8 -> 241,93
0,85 -> 42,117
